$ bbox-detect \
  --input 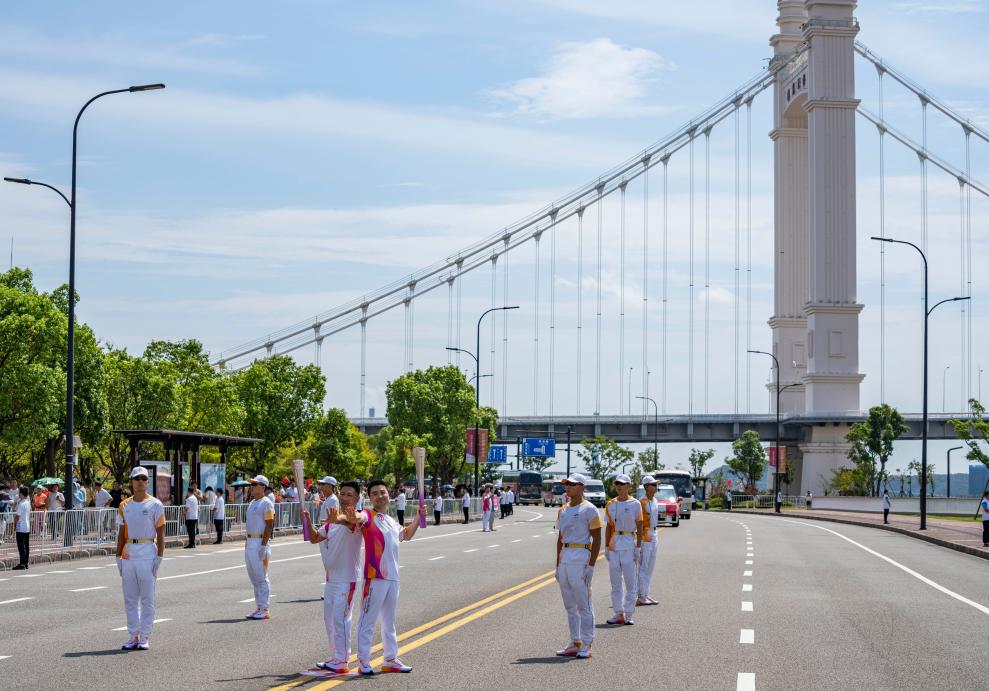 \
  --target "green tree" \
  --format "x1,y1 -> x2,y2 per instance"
726,430 -> 767,493
949,399 -> 989,476
827,466 -> 871,496
845,404 -> 908,496
234,355 -> 325,476
637,447 -> 663,474
520,454 -> 555,473
688,448 -> 715,479
367,426 -> 421,486
576,436 -> 633,482
309,408 -> 375,481
385,365 -> 490,484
